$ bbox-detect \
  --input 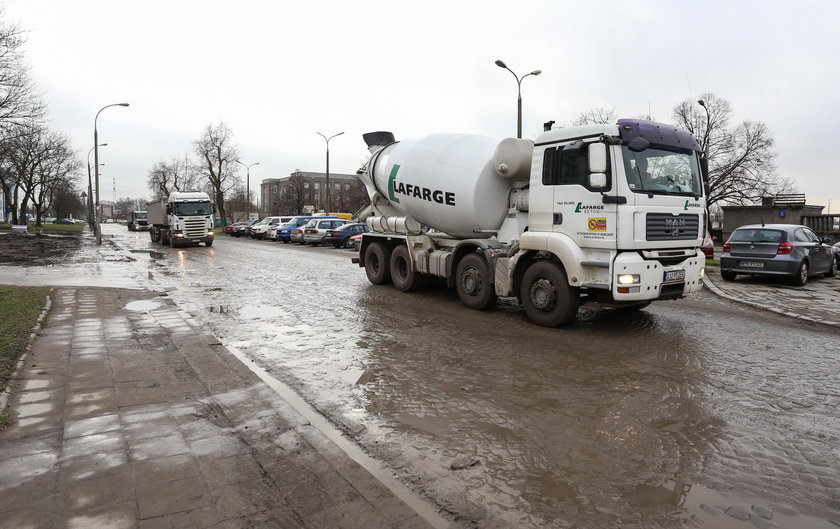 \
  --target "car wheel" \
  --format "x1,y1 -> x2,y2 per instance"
792,261 -> 808,286
364,242 -> 392,285
390,244 -> 423,292
455,253 -> 497,310
825,257 -> 837,278
520,260 -> 579,327
721,269 -> 737,281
